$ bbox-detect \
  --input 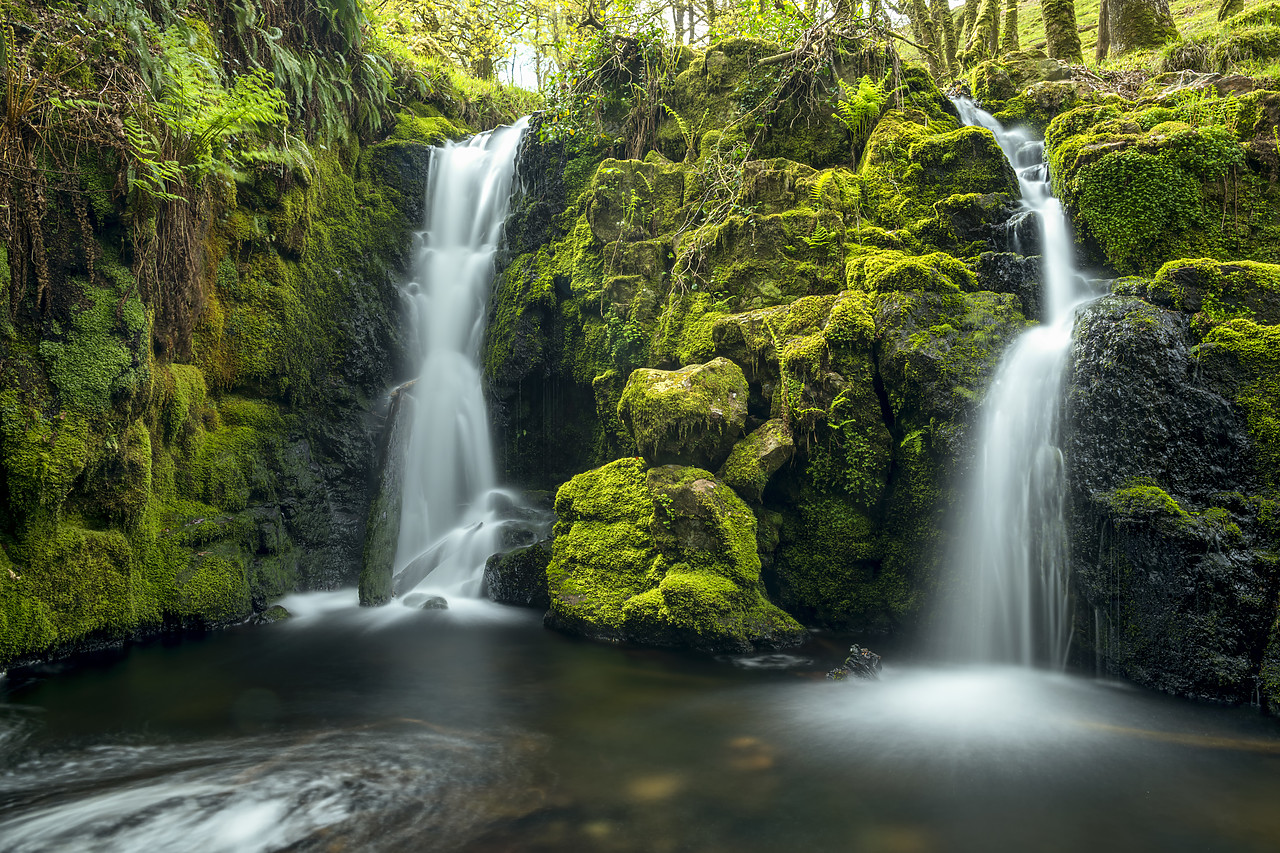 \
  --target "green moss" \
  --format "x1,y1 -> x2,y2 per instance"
173,555 -> 252,624
0,389 -> 91,513
1198,318 -> 1280,497
1106,479 -> 1190,518
38,274 -> 148,413
1209,27 -> 1280,72
773,495 -> 906,630
1148,258 -> 1280,323
388,110 -> 465,145
546,458 -> 805,652
617,357 -> 749,467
